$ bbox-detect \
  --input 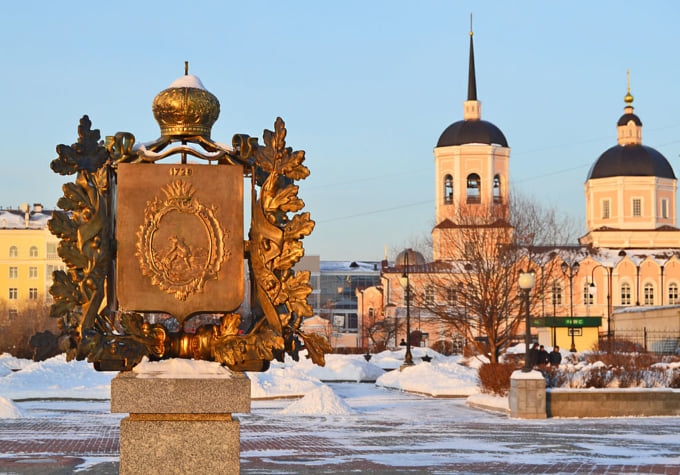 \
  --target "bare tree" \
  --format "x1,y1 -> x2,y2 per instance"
0,299 -> 59,359
416,191 -> 577,363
